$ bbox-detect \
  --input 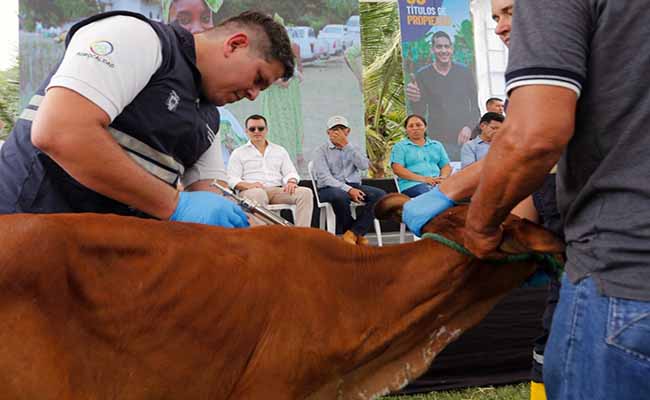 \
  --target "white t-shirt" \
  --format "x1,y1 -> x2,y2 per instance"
47,15 -> 225,186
